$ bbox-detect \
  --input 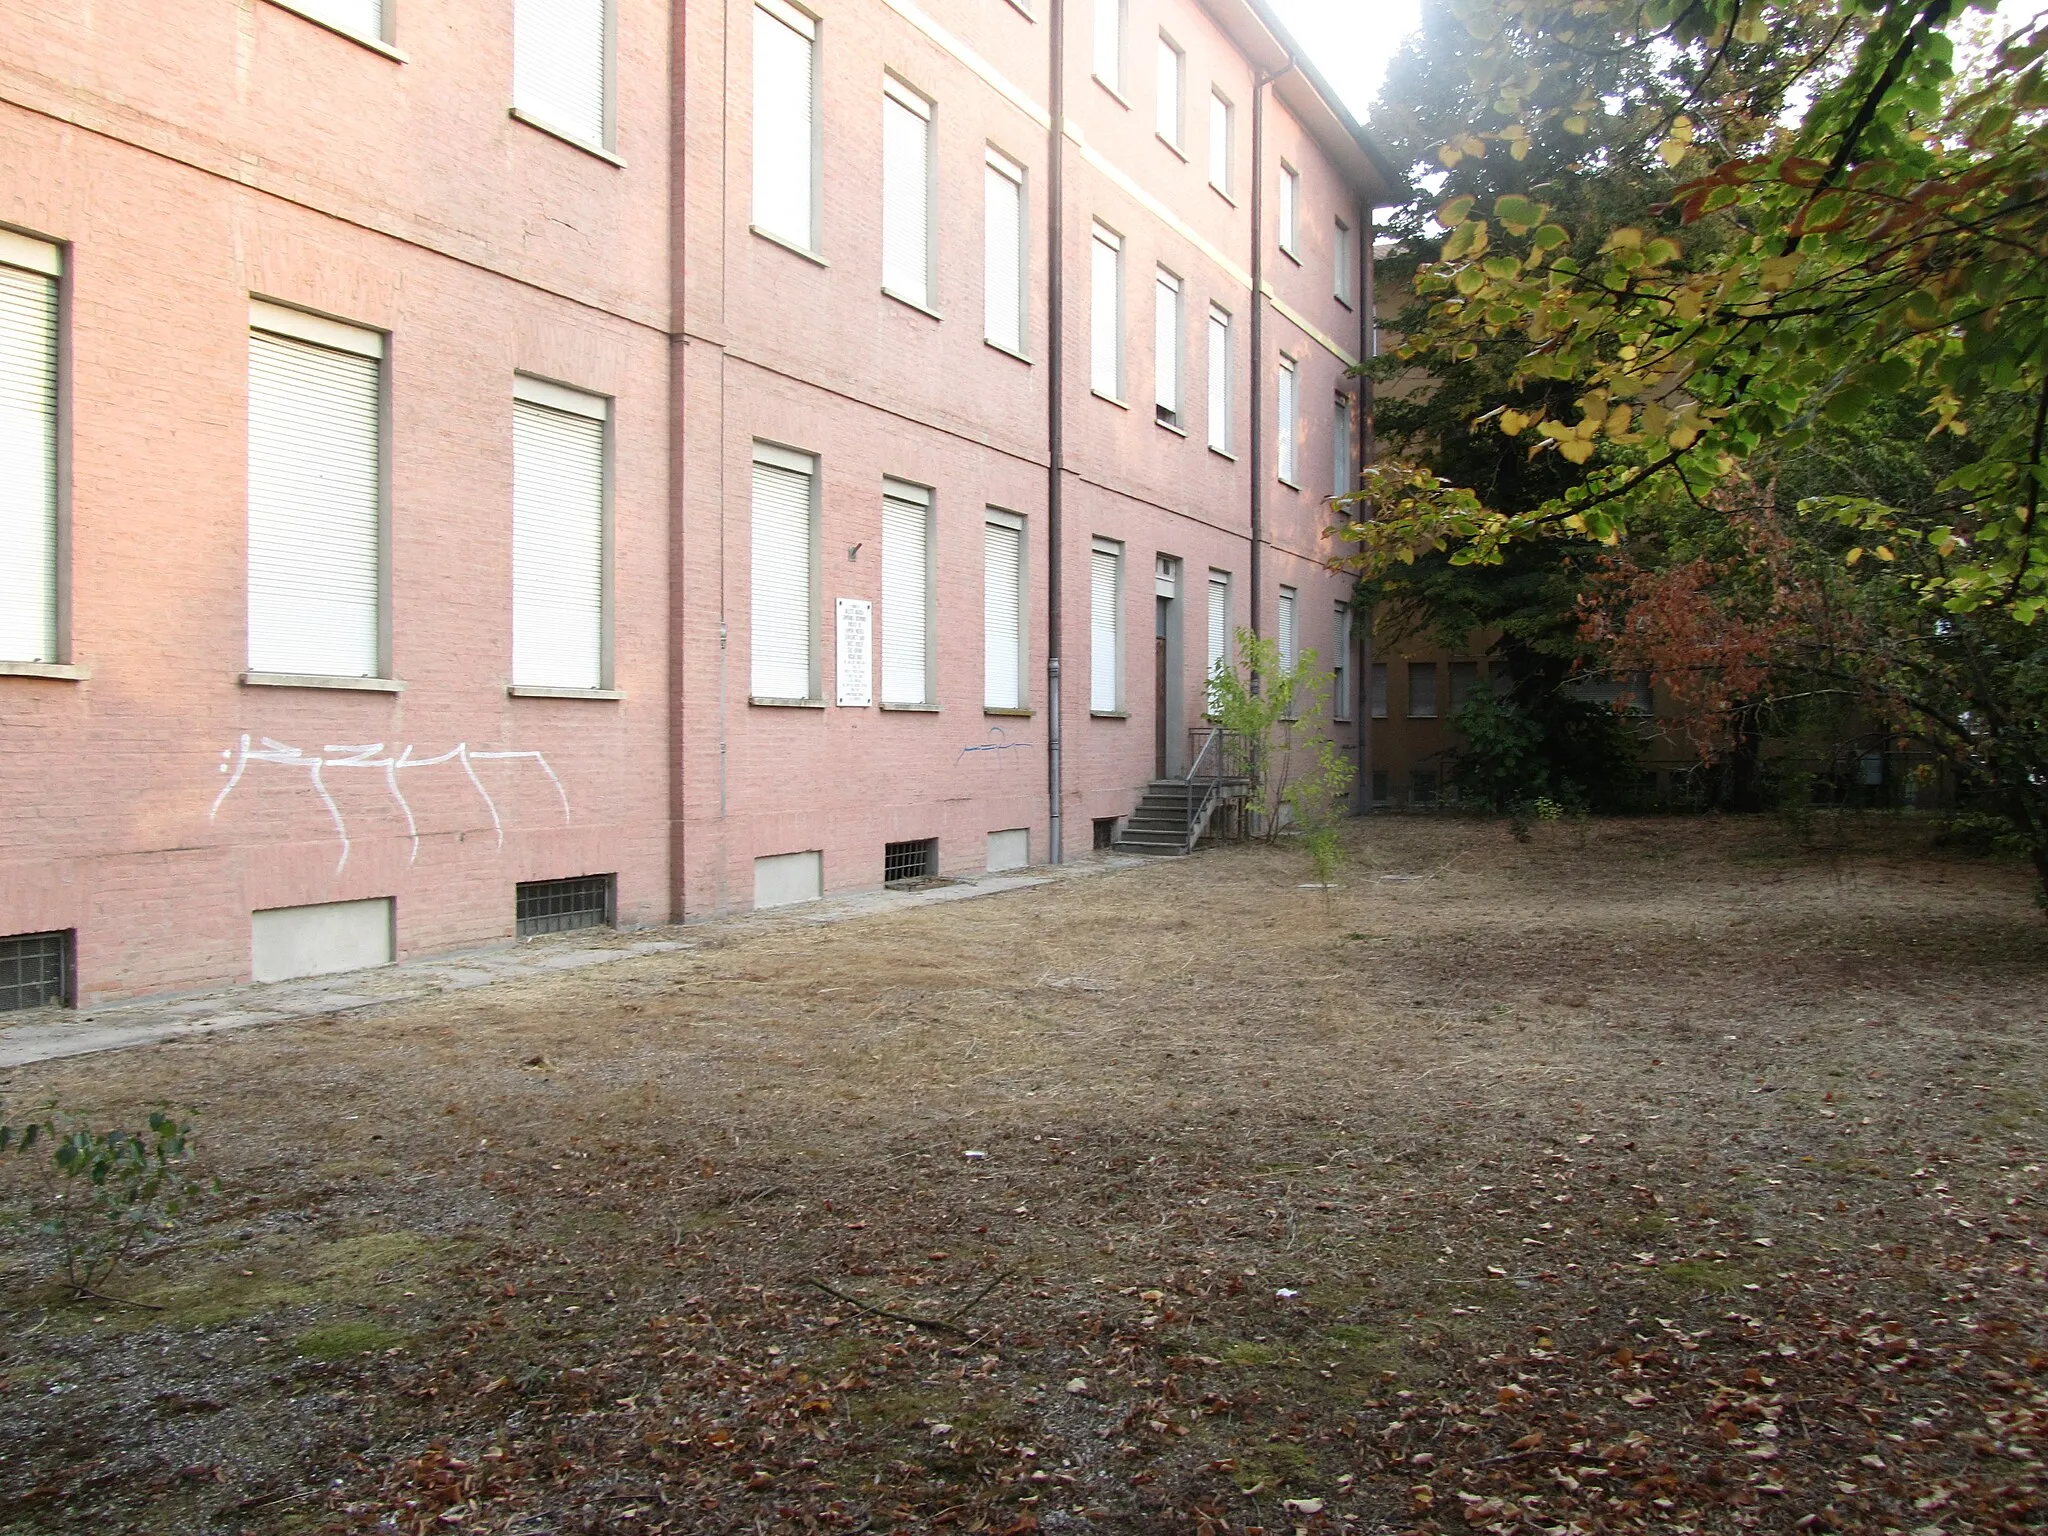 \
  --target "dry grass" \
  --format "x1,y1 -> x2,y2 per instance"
0,813 -> 2044,1535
